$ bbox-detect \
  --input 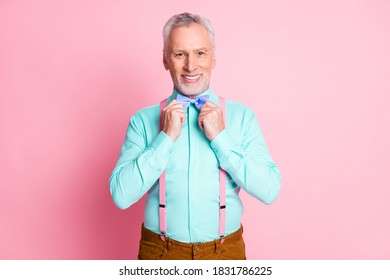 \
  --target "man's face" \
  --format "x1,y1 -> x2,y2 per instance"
163,23 -> 216,98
